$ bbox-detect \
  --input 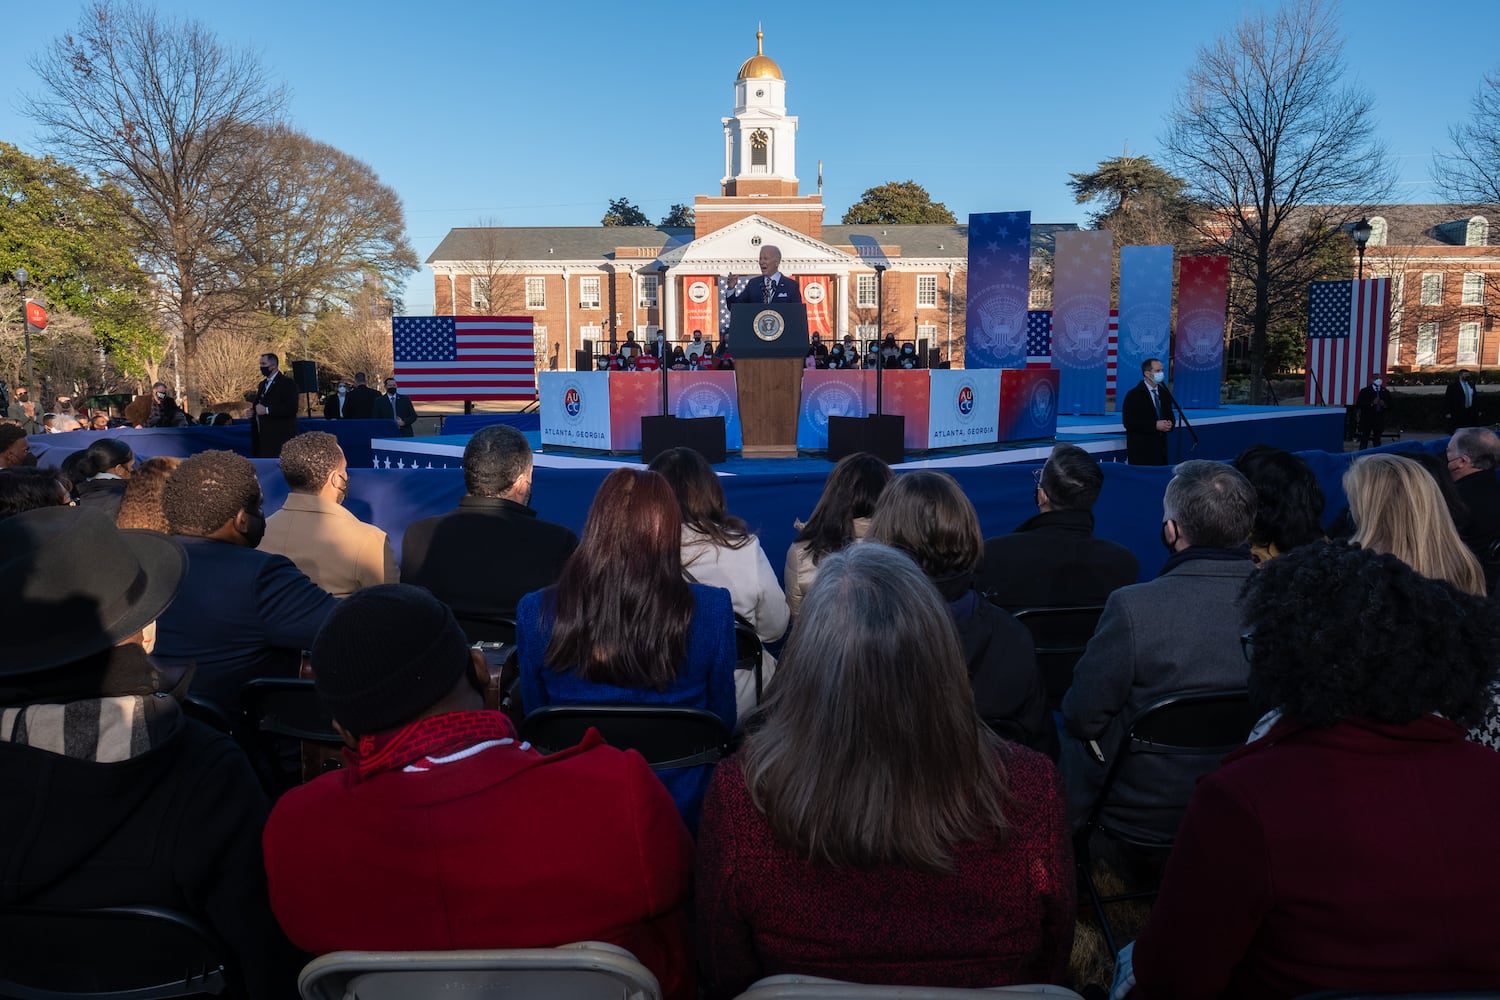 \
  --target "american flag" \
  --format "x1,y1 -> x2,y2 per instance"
1027,309 -> 1119,389
1305,279 -> 1390,406
392,315 -> 536,401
